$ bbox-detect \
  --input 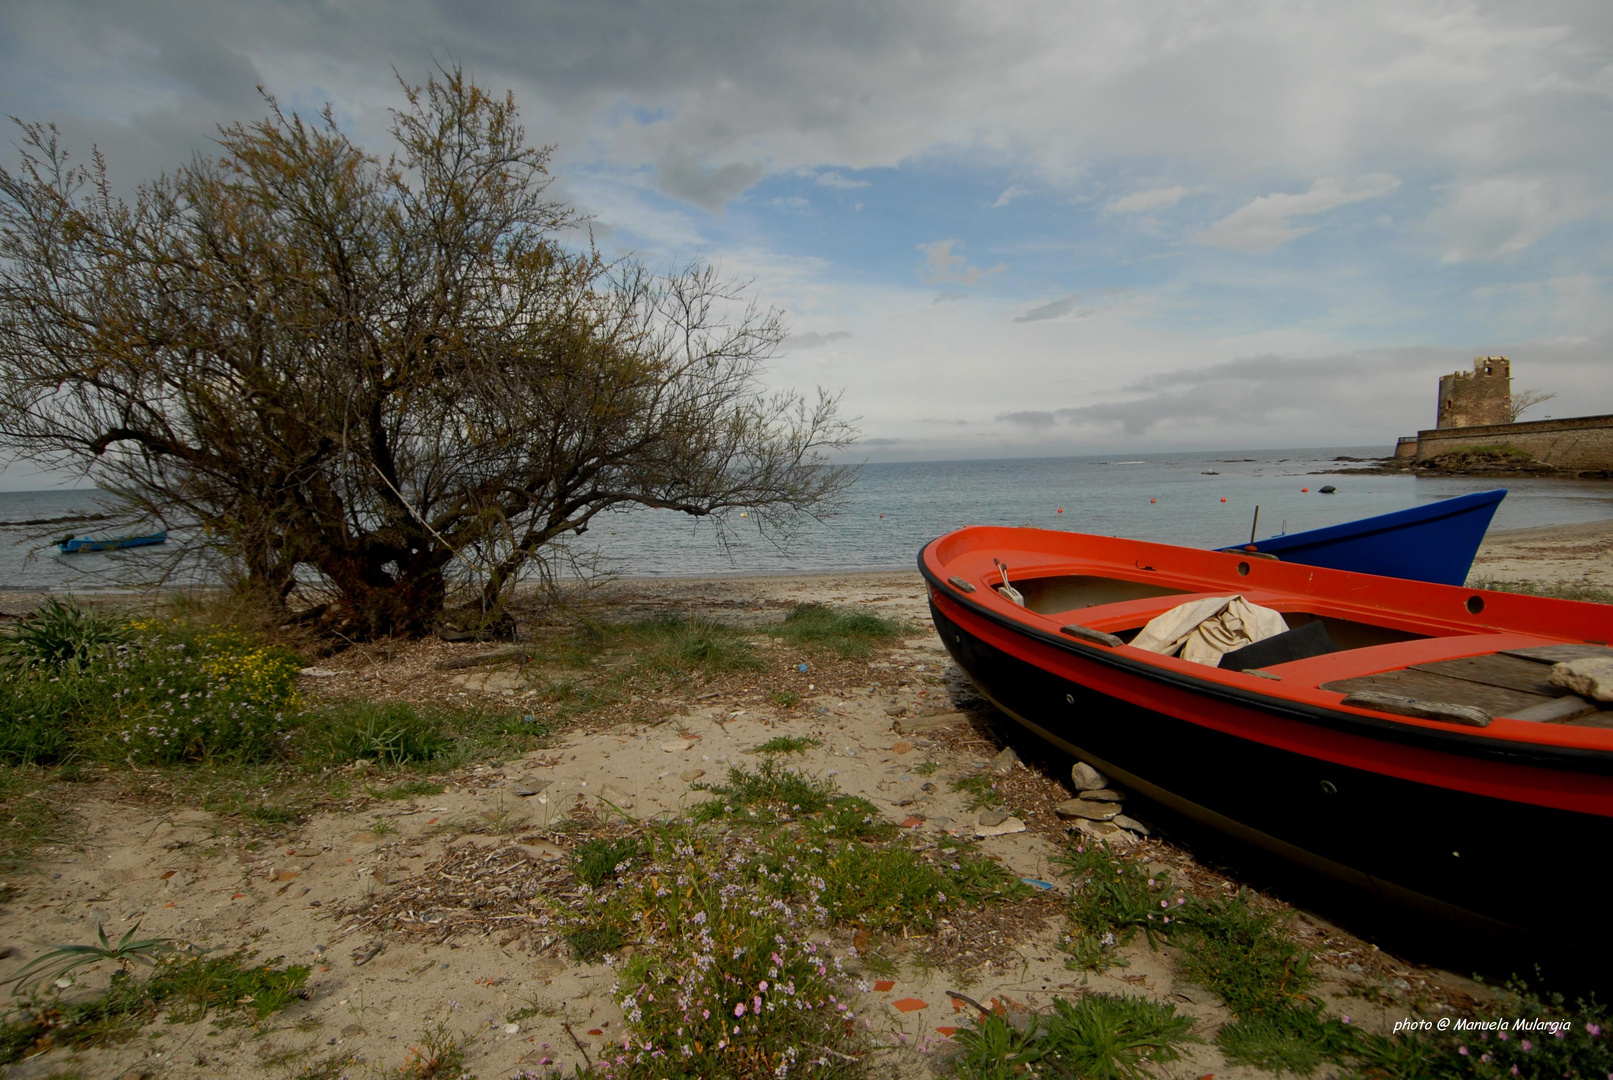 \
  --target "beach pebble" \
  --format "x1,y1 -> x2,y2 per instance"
1113,814 -> 1151,836
1076,788 -> 1123,802
299,667 -> 341,678
978,809 -> 1011,827
679,769 -> 706,782
661,740 -> 696,753
988,747 -> 1020,774
884,704 -> 908,717
512,776 -> 551,797
1550,658 -> 1613,702
1070,762 -> 1109,791
1069,818 -> 1136,845
1055,798 -> 1119,821
974,816 -> 1027,837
